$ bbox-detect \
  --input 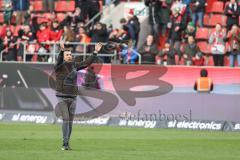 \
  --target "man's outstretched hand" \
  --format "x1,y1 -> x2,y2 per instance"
59,40 -> 66,51
95,43 -> 103,53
